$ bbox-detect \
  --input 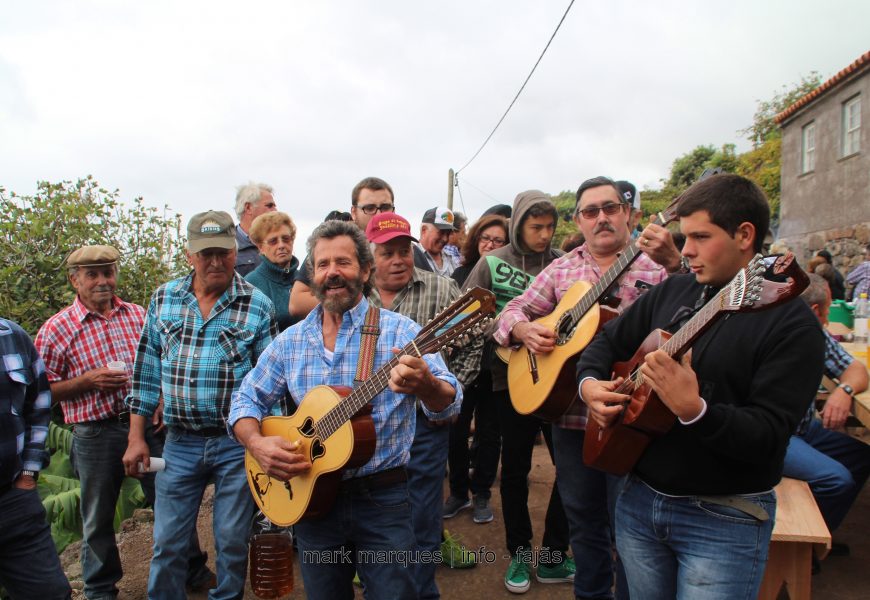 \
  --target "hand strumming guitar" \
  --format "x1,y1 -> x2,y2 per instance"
234,418 -> 312,481
510,321 -> 556,355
